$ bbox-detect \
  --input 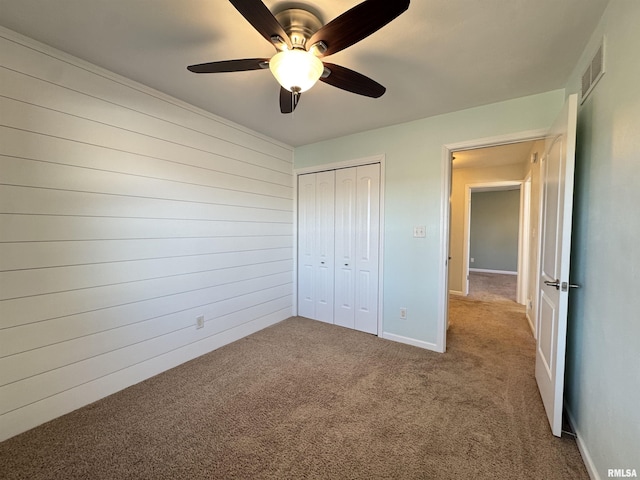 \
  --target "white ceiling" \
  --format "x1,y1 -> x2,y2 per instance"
453,141 -> 536,170
0,0 -> 609,147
